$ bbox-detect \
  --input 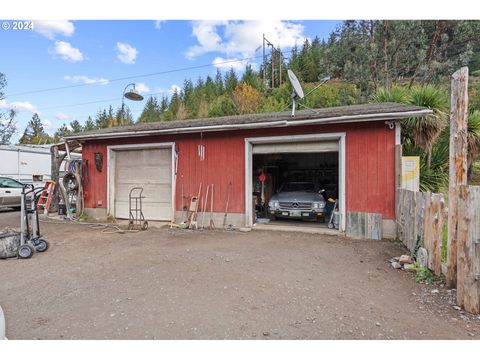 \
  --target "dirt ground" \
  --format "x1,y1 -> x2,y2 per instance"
1,209 -> 479,340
